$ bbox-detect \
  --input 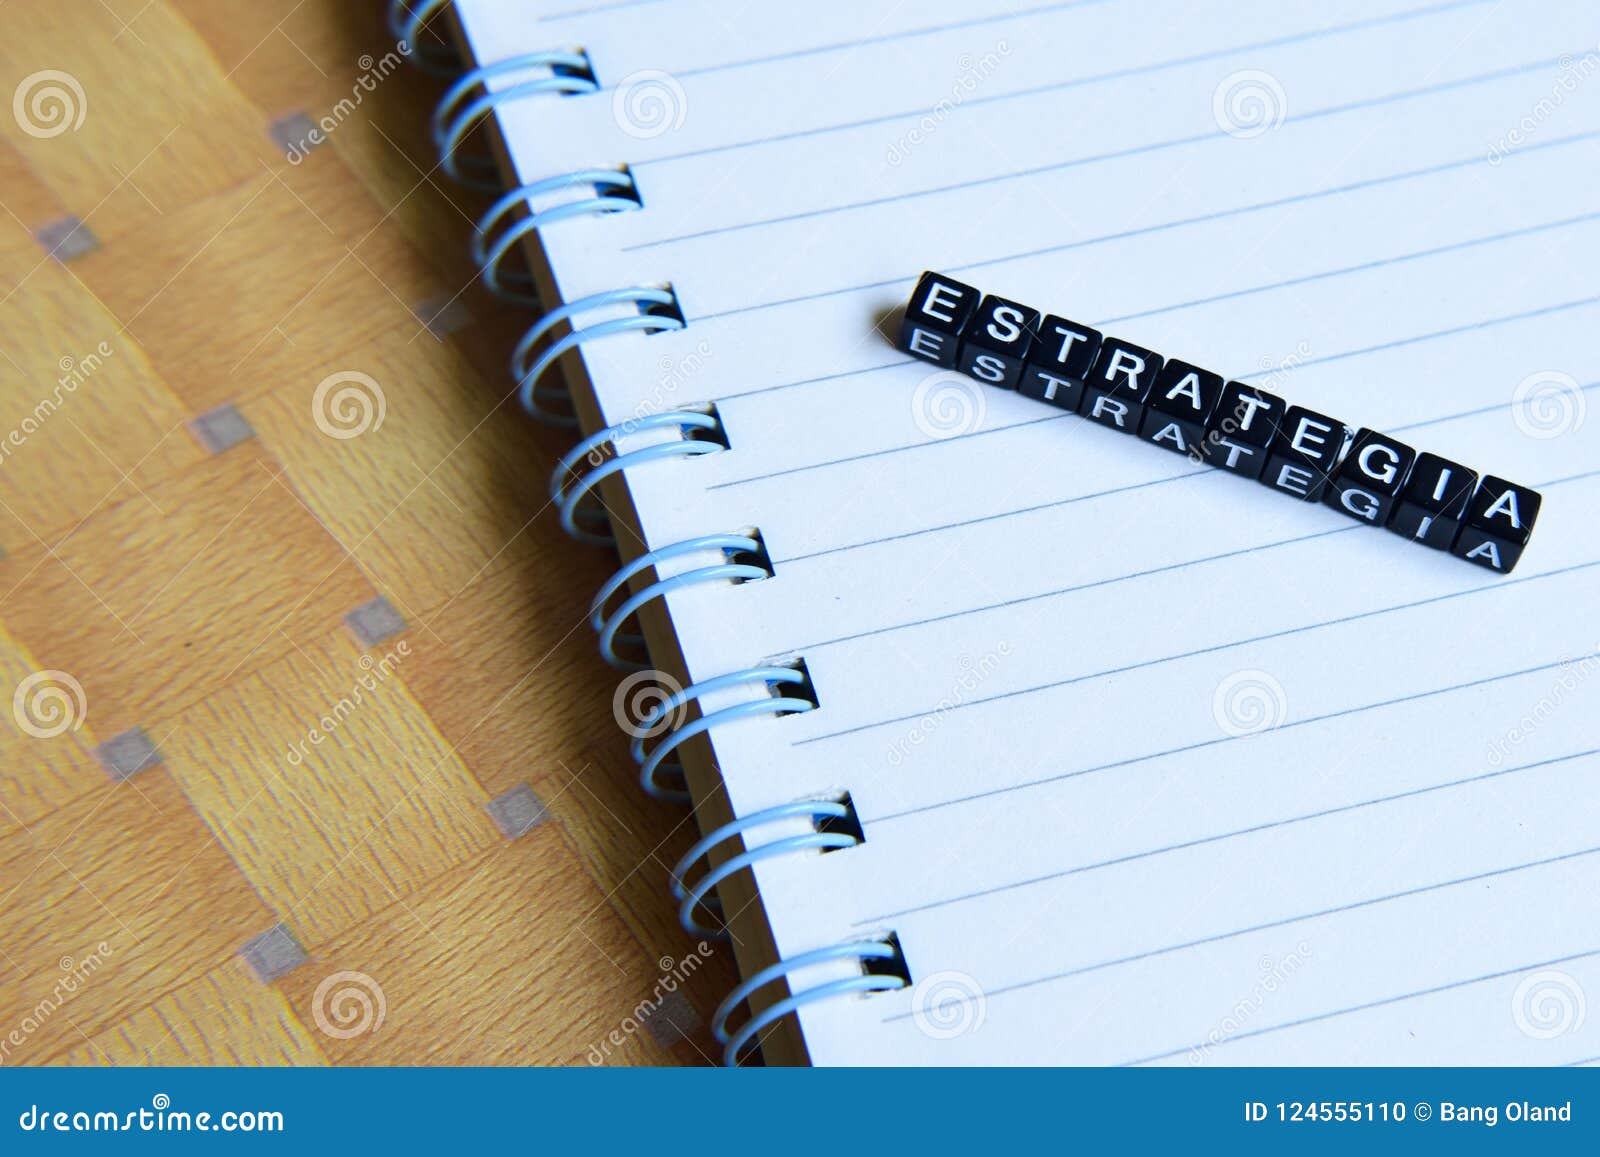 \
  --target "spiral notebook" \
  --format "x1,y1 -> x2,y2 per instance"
402,0 -> 1600,1064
